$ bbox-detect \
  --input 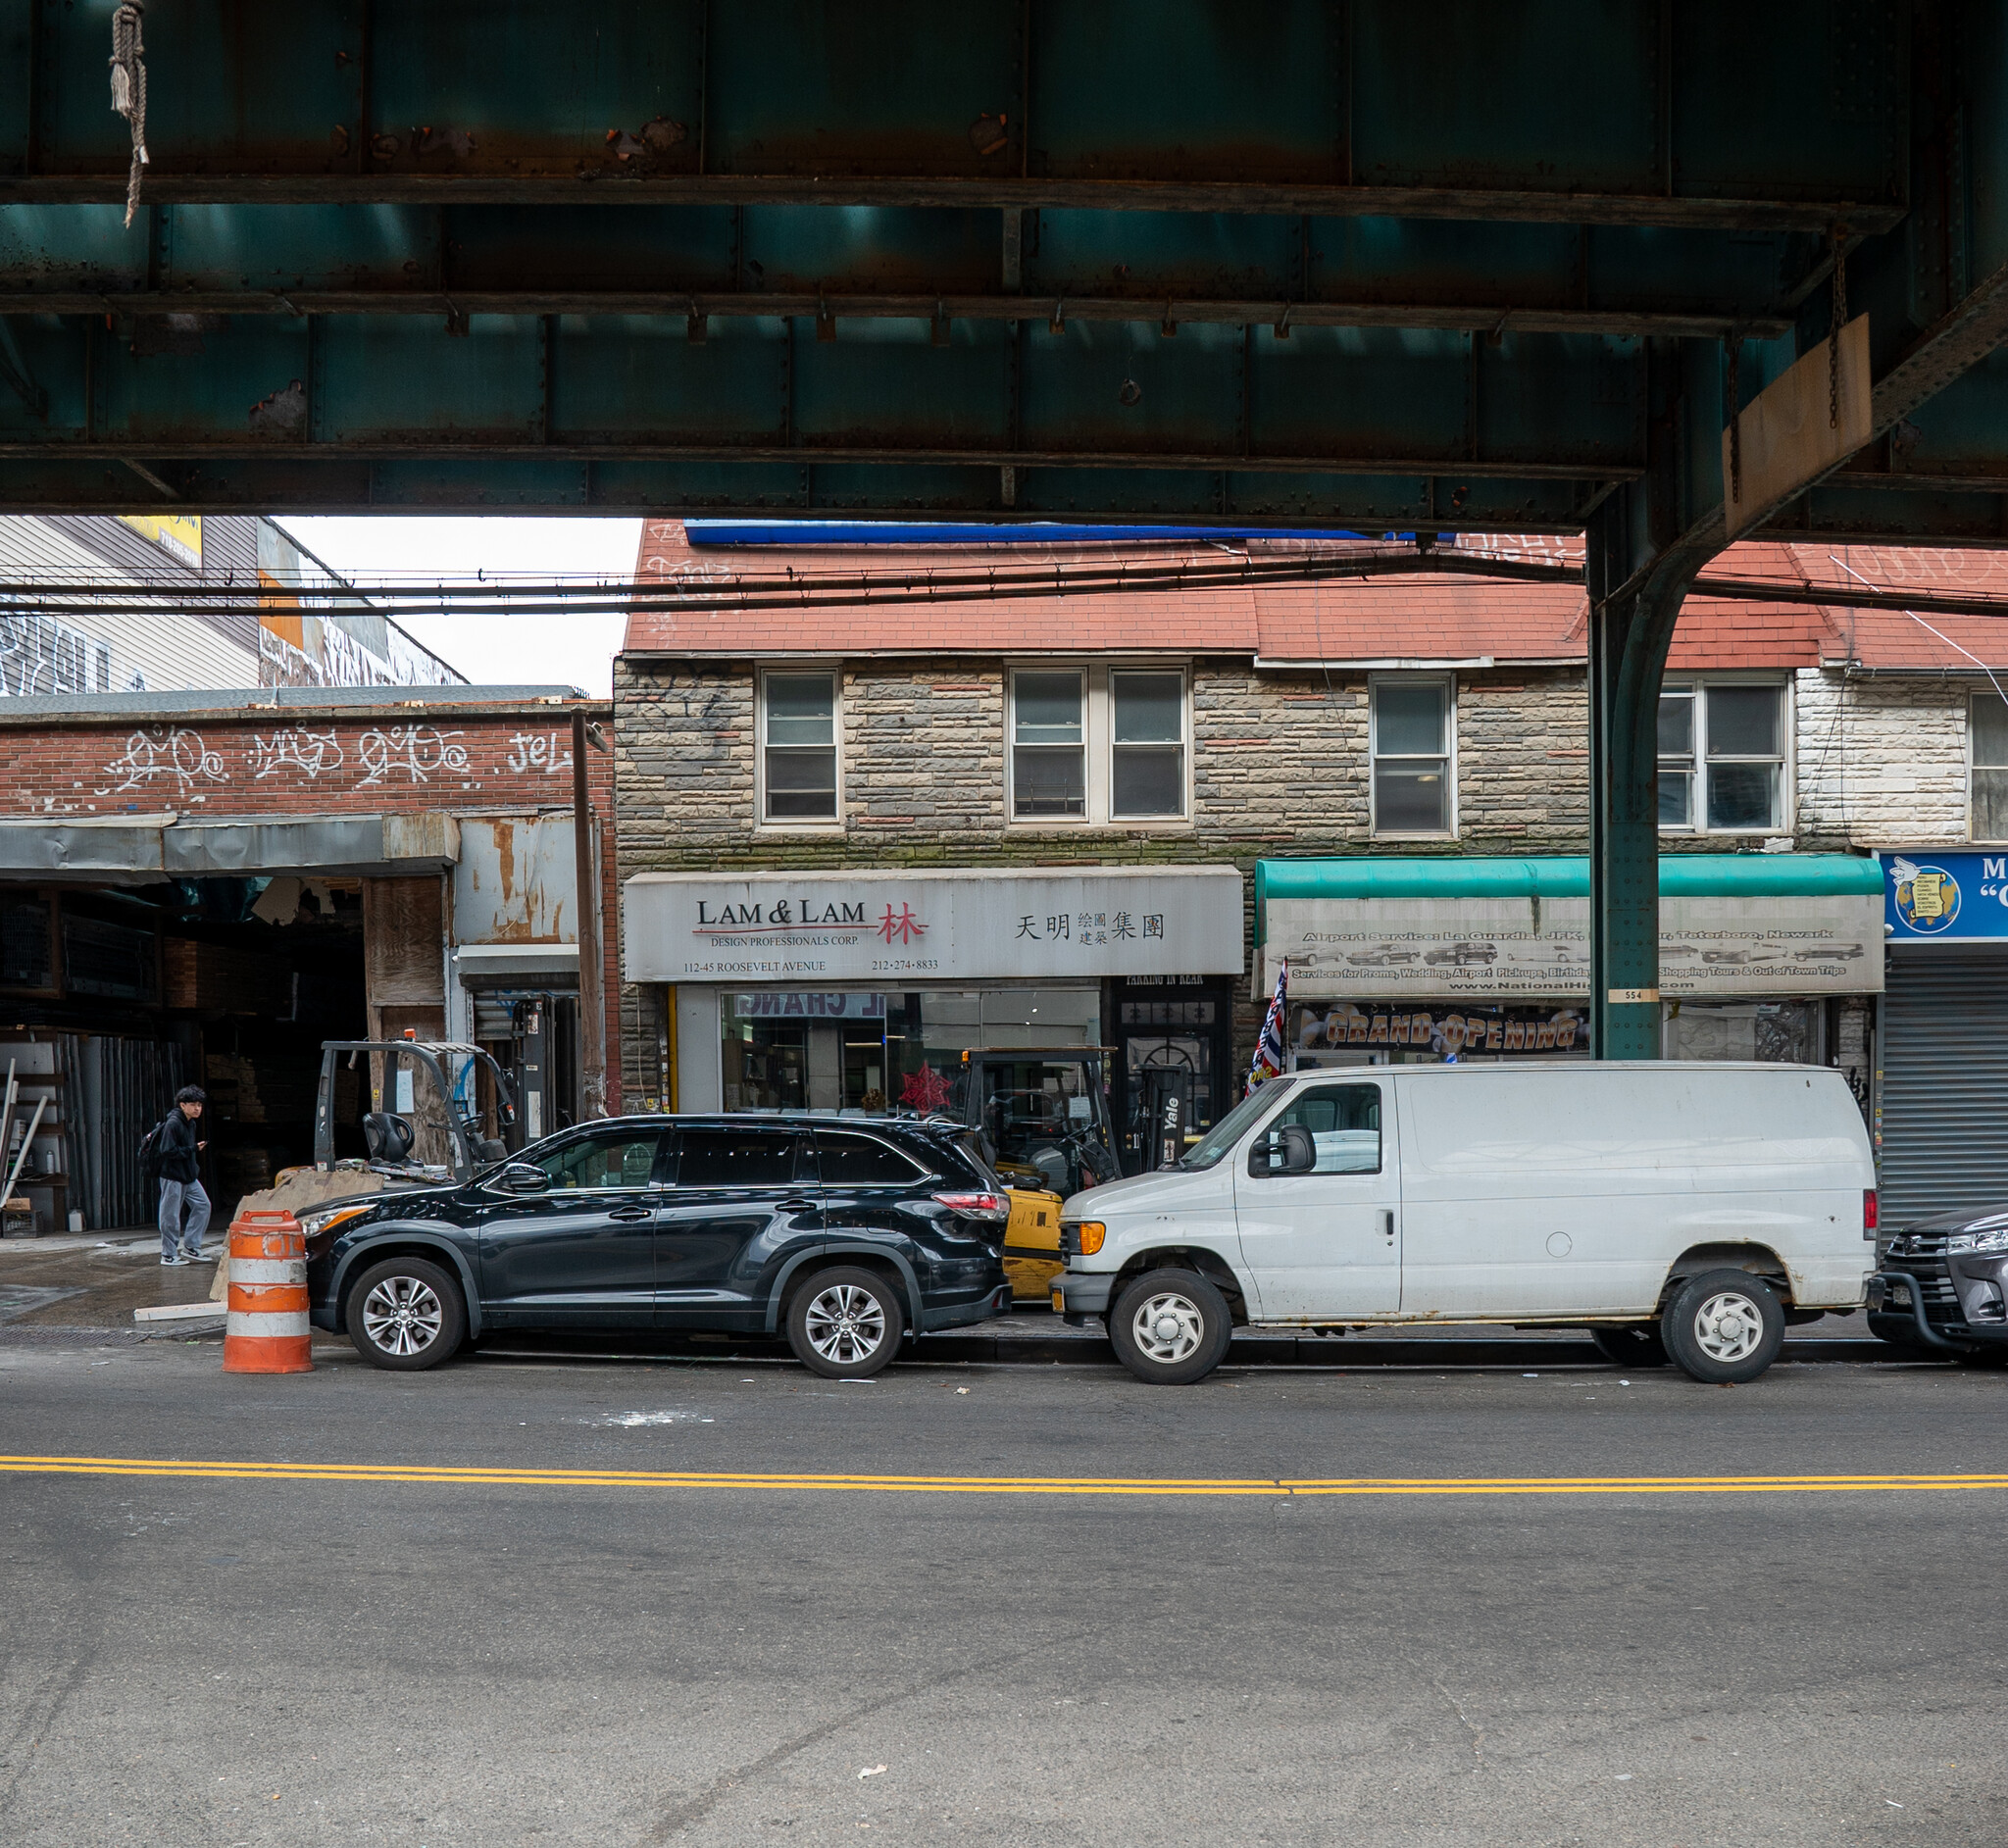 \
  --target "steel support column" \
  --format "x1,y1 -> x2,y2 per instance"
1584,339 -> 1723,1060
